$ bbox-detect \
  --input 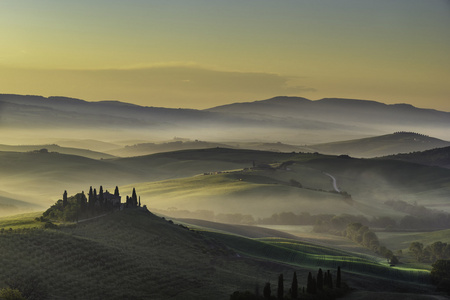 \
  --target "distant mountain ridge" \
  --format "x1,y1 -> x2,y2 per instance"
2,94 -> 449,143
207,96 -> 450,126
